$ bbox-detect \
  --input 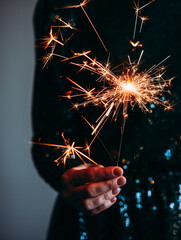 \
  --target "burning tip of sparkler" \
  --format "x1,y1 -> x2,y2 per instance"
121,81 -> 137,93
